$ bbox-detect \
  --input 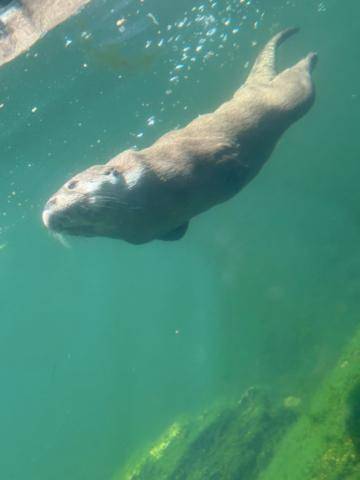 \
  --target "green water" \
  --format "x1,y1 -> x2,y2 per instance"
0,0 -> 359,478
